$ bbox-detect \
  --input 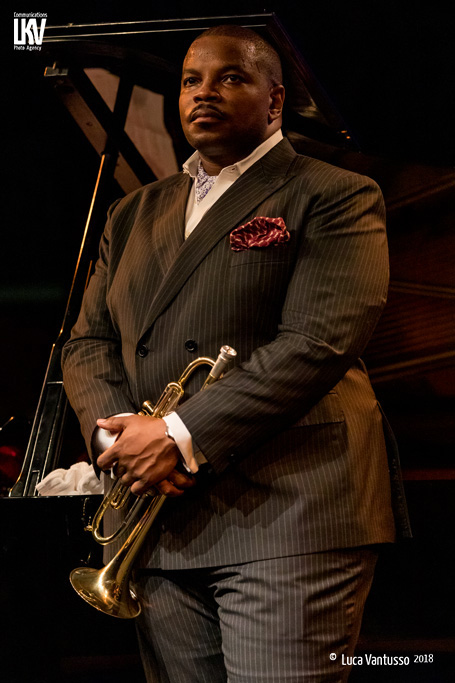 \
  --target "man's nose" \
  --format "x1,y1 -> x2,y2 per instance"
194,79 -> 220,101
